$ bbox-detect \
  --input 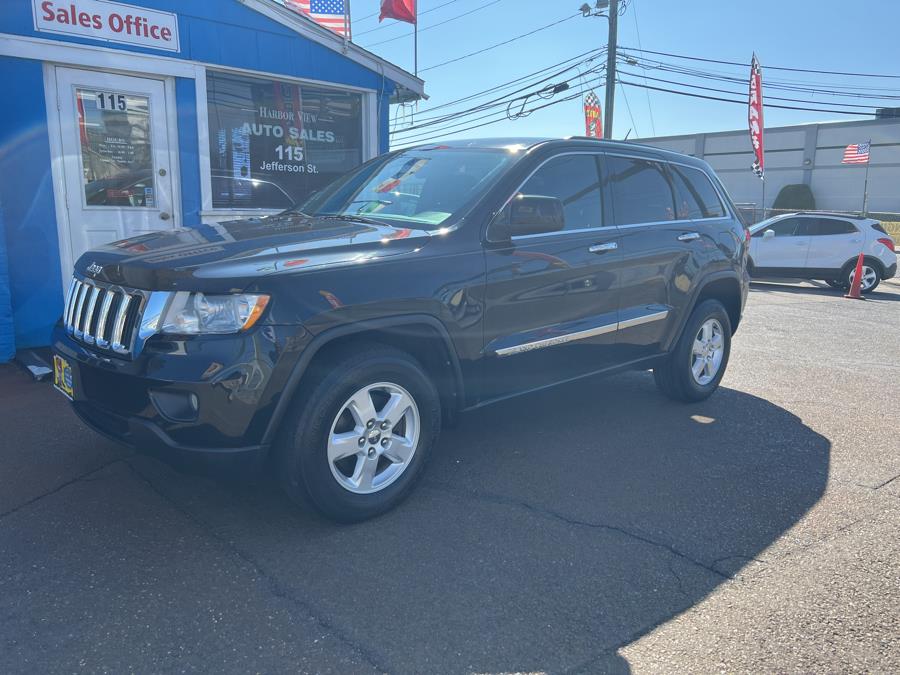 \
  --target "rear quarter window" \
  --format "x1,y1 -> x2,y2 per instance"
809,218 -> 857,235
671,165 -> 726,219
